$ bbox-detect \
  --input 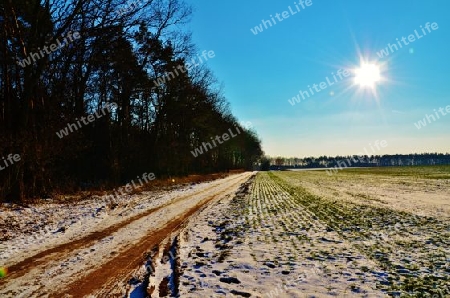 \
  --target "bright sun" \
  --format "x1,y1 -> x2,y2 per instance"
354,63 -> 381,88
